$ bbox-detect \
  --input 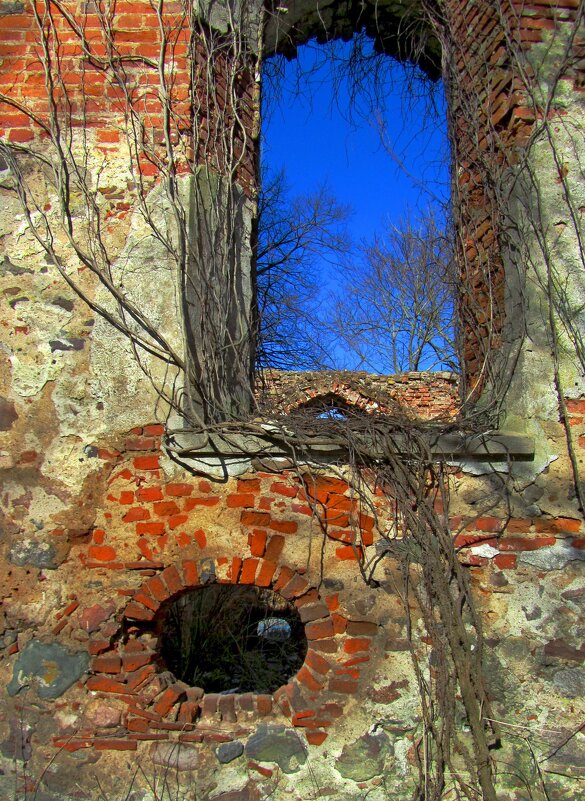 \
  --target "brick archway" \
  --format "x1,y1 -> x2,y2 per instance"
80,557 -> 378,751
